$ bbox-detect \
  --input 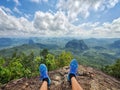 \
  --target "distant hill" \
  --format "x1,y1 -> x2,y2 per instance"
0,43 -> 58,57
0,37 -> 120,69
110,40 -> 120,48
84,38 -> 120,47
92,46 -> 106,50
1,65 -> 120,90
65,39 -> 88,50
0,38 -> 12,47
28,39 -> 35,45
